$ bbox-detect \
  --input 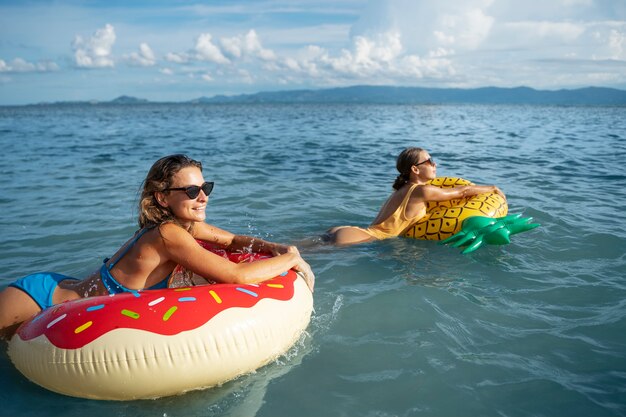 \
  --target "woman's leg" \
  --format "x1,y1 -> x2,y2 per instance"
0,286 -> 41,339
325,226 -> 377,246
